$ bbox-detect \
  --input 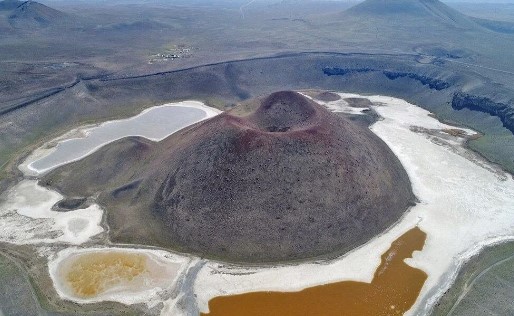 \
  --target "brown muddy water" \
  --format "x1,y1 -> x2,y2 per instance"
64,253 -> 148,298
202,227 -> 427,316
